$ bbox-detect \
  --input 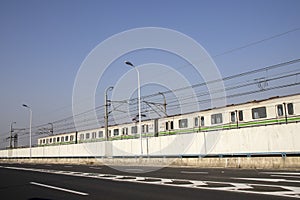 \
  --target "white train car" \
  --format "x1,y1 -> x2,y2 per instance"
38,93 -> 300,146
38,132 -> 76,146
